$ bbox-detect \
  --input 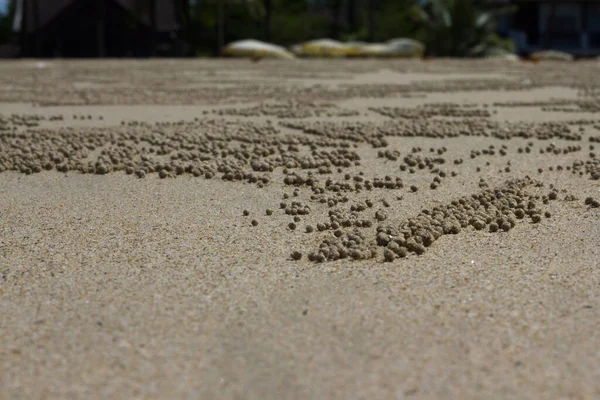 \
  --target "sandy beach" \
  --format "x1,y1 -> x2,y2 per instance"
1,59 -> 599,399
